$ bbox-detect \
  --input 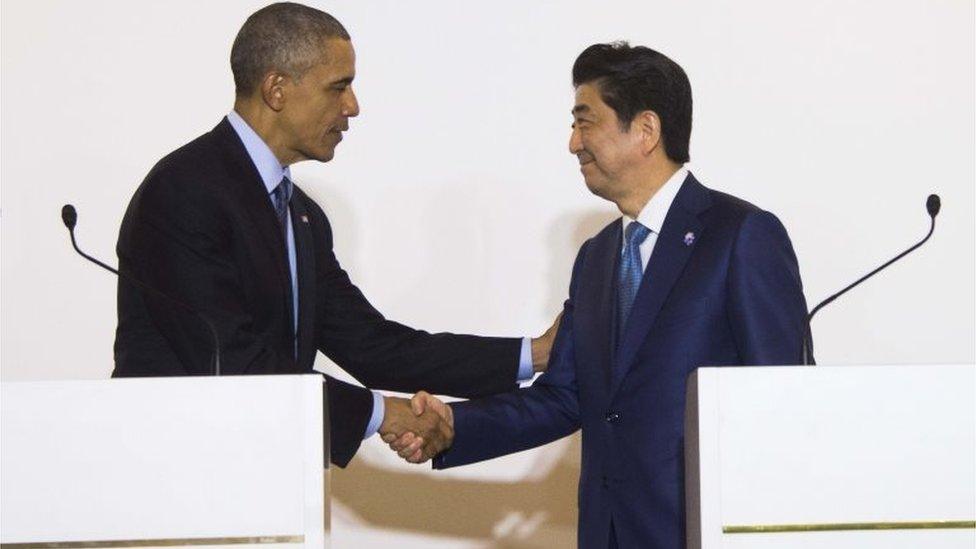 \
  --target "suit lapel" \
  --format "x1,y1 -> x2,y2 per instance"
610,175 -> 710,398
289,193 -> 317,370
